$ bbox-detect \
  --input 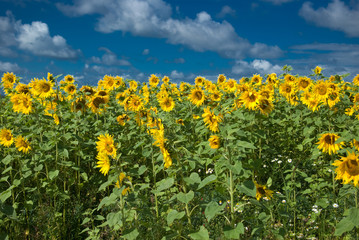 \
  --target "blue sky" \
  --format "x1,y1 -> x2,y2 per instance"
0,0 -> 358,85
